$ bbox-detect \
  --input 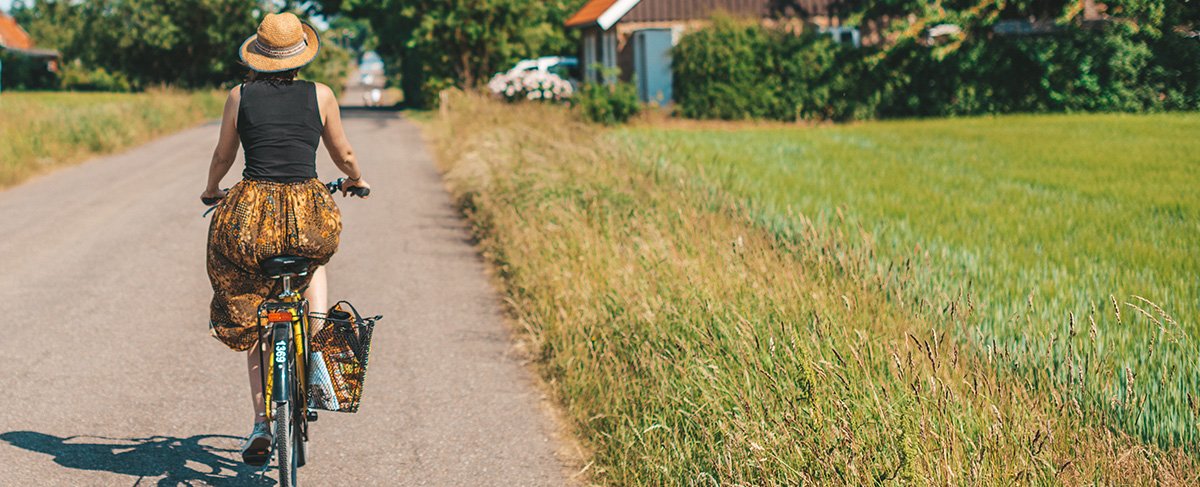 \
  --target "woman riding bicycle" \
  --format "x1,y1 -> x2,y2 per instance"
200,12 -> 370,465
